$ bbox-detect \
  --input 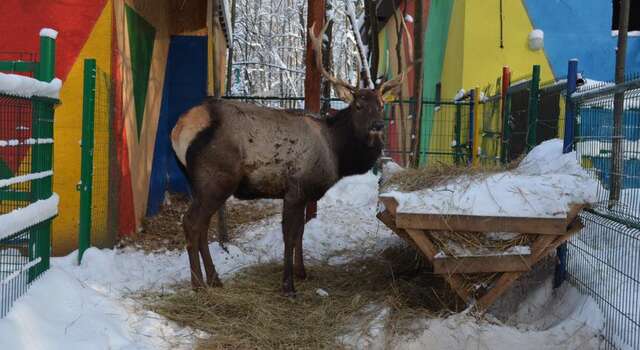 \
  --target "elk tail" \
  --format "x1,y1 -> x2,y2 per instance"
170,106 -> 211,166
